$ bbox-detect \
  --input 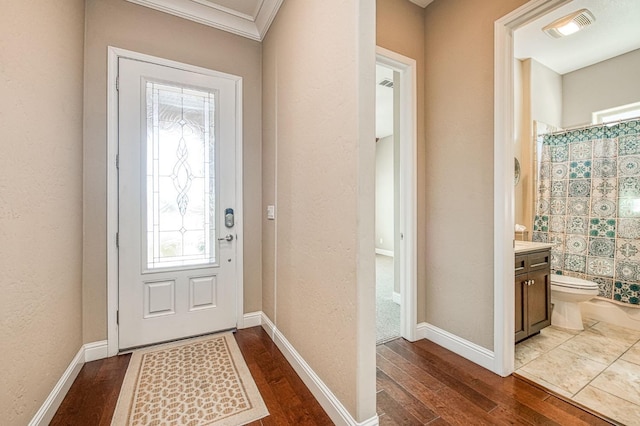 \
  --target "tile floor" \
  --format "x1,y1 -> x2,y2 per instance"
515,319 -> 640,425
